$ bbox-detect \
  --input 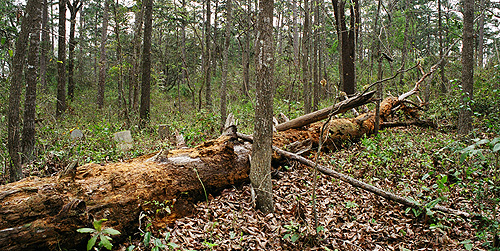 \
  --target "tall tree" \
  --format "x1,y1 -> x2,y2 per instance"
40,0 -> 49,93
97,0 -> 109,109
220,0 -> 232,129
438,0 -> 448,93
458,0 -> 474,134
56,0 -> 67,118
22,0 -> 42,163
8,0 -> 41,182
130,0 -> 144,111
67,0 -> 82,101
112,0 -> 127,114
302,0 -> 311,114
250,0 -> 274,214
203,0 -> 212,109
477,0 -> 485,68
332,0 -> 360,95
313,0 -> 320,111
140,0 -> 153,124
292,0 -> 299,64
